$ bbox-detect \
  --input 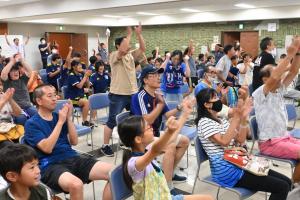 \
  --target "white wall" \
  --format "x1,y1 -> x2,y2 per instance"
7,23 -> 107,70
